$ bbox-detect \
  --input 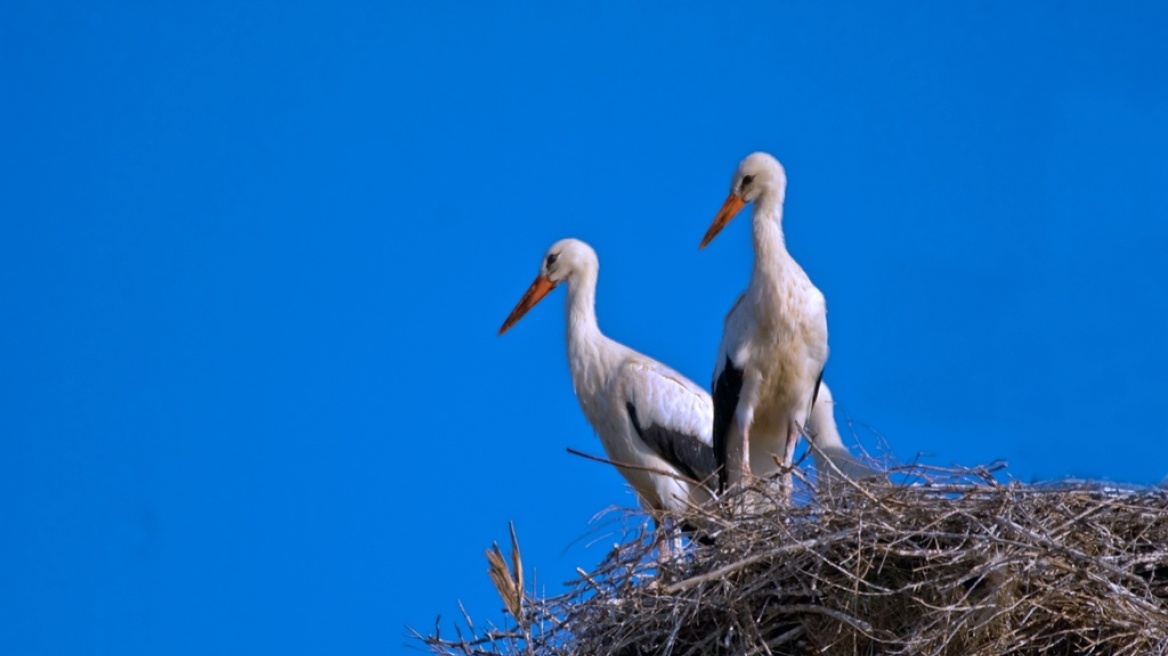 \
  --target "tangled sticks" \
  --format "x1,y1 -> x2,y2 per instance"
421,466 -> 1168,656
